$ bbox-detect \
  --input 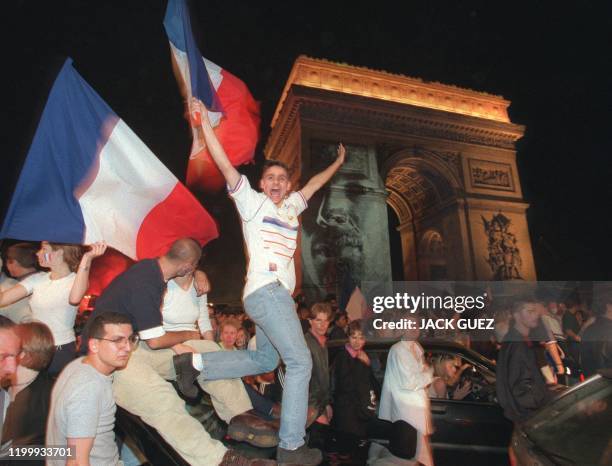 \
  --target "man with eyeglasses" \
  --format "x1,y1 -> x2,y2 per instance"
80,238 -> 272,466
47,312 -> 135,466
